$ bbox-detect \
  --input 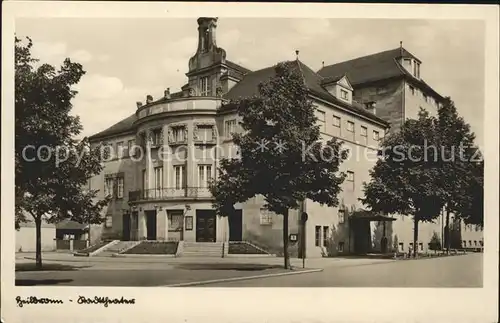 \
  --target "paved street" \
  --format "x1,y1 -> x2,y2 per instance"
206,253 -> 483,287
15,252 -> 482,287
